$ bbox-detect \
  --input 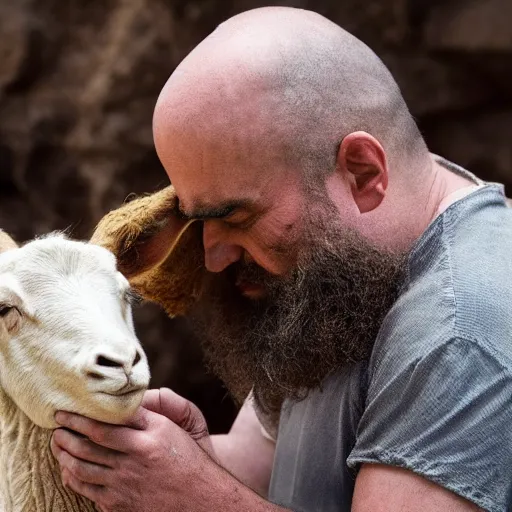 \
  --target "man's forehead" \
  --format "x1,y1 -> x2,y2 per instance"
171,161 -> 276,216
176,196 -> 257,220
170,154 -> 306,223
